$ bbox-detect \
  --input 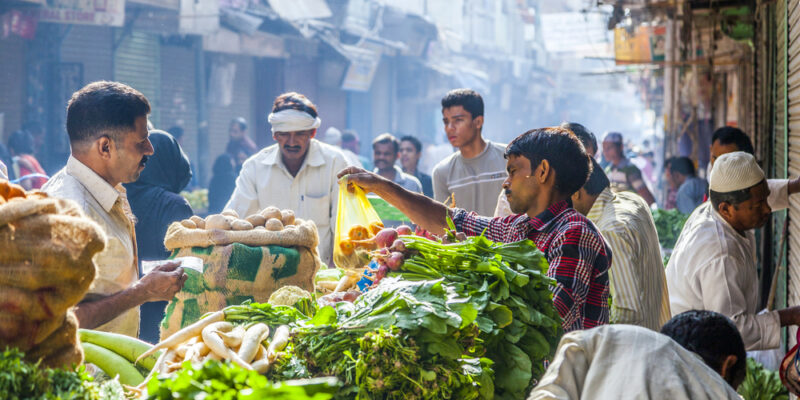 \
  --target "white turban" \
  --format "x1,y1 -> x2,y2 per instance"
268,109 -> 321,133
709,151 -> 765,192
